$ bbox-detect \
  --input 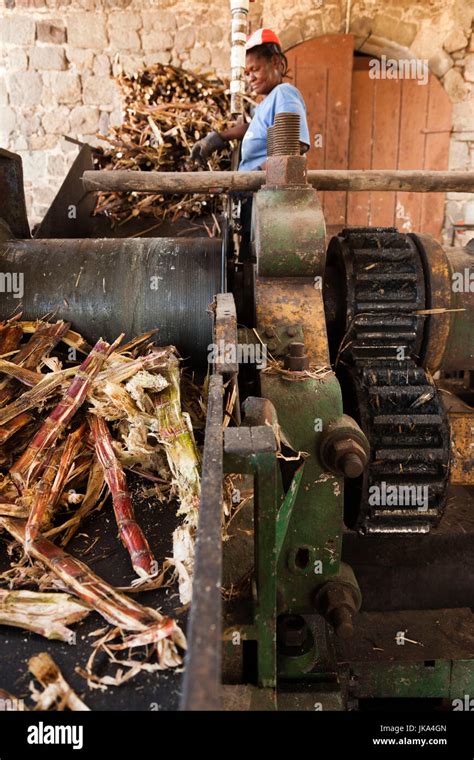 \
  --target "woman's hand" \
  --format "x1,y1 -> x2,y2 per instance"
190,131 -> 226,166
